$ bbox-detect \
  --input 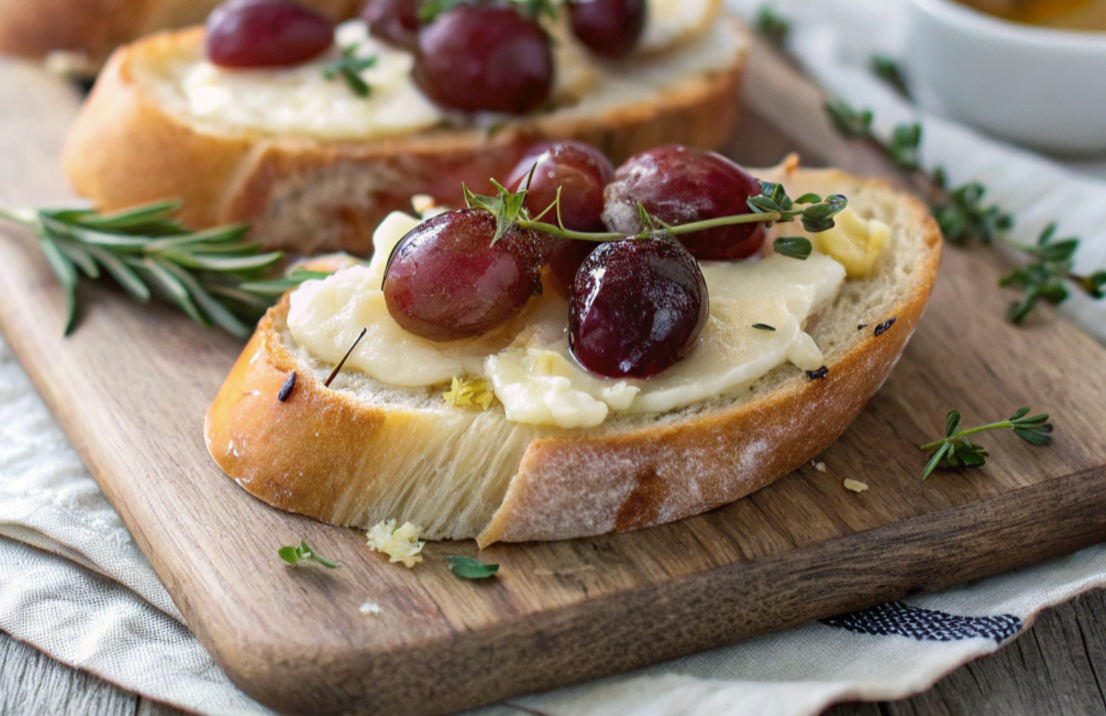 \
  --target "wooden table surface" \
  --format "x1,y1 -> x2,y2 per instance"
5,585 -> 1106,715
